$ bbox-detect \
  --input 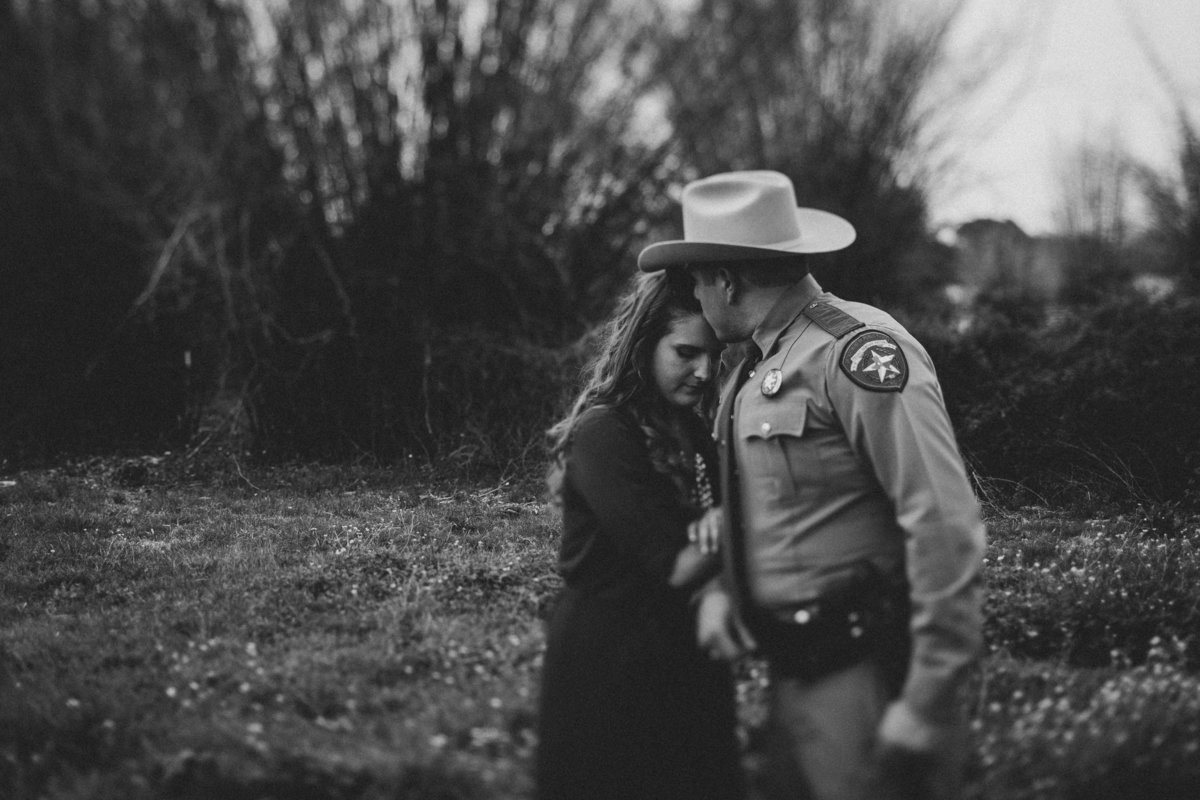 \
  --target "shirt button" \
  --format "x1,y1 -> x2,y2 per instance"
760,422 -> 771,434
